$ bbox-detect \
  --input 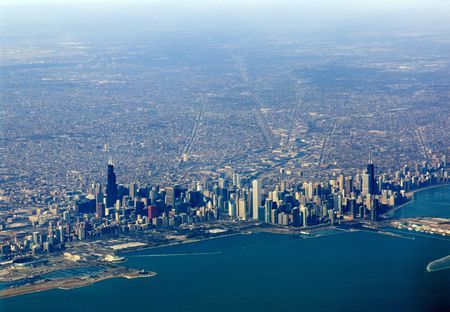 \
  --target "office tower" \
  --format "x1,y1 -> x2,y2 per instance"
246,188 -> 252,215
57,226 -> 65,243
165,185 -> 181,209
129,182 -> 137,200
292,207 -> 300,227
106,158 -> 118,208
95,185 -> 103,206
359,205 -> 366,219
233,173 -> 242,188
219,178 -> 226,189
238,197 -> 247,220
228,201 -> 236,219
333,193 -> 342,213
272,190 -> 280,205
354,174 -> 362,192
366,163 -> 377,195
280,181 -> 286,192
348,198 -> 357,220
344,176 -> 353,195
328,209 -> 335,225
252,179 -> 261,221
306,182 -> 314,200
77,223 -> 86,240
264,200 -> 272,223
338,175 -> 344,193
271,208 -> 278,224
63,211 -> 70,222
165,187 -> 174,208
48,221 -> 54,236
371,205 -> 378,221
279,212 -> 288,226
300,206 -> 308,227
402,165 -> 409,176
147,205 -> 157,220
96,202 -> 105,218
362,173 -> 370,195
